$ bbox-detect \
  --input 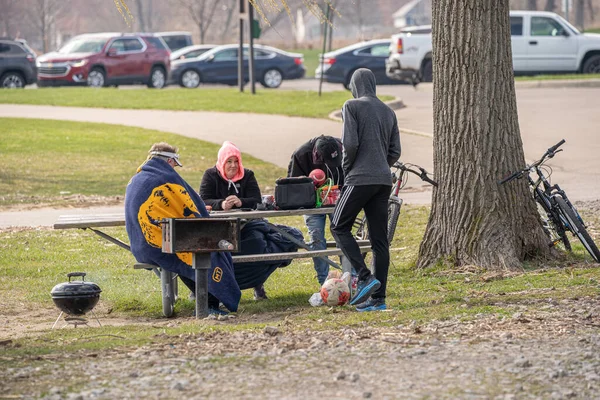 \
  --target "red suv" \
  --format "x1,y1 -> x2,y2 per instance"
36,33 -> 170,88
